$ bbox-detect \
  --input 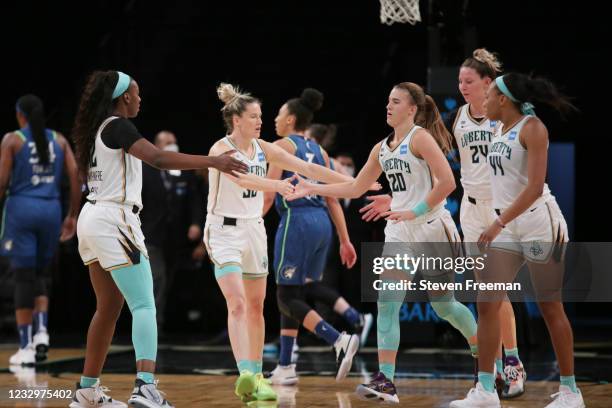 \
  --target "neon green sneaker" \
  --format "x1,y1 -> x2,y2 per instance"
235,371 -> 257,400
253,373 -> 277,401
